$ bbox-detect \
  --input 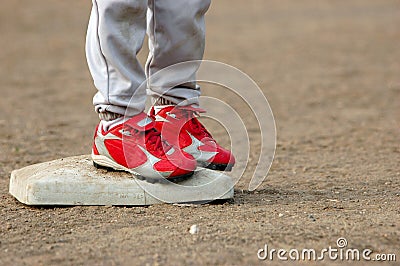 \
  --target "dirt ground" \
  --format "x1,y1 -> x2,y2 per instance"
0,0 -> 399,265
